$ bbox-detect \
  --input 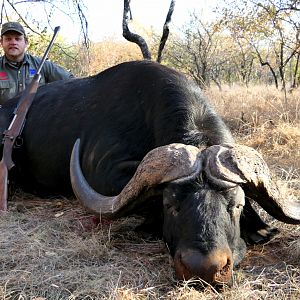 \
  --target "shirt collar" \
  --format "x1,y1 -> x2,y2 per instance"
3,53 -> 29,68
